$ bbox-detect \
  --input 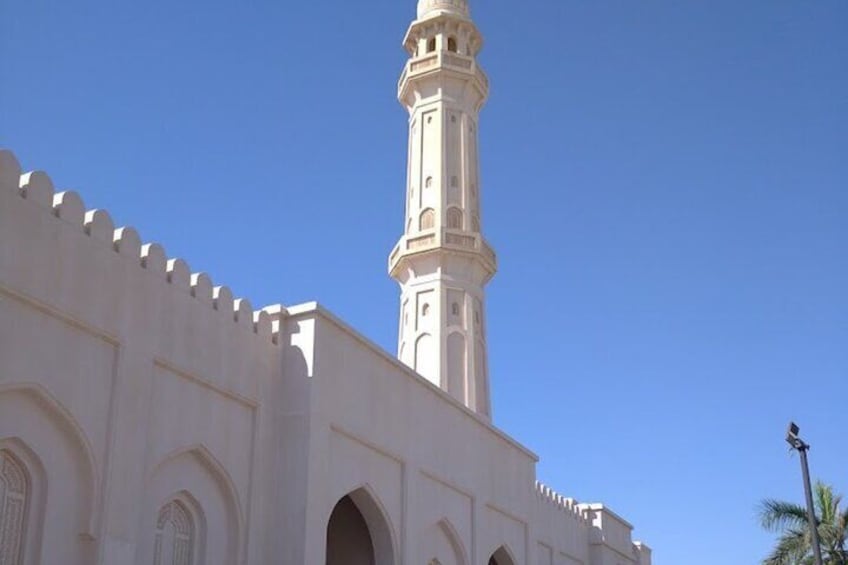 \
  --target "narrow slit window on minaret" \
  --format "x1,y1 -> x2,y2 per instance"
447,37 -> 458,53
420,208 -> 435,230
447,207 -> 463,230
427,37 -> 436,53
